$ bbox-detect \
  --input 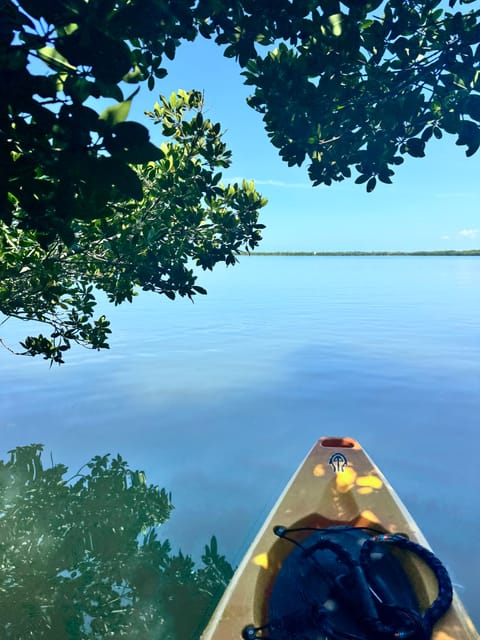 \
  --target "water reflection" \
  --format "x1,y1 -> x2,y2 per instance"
0,445 -> 233,639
